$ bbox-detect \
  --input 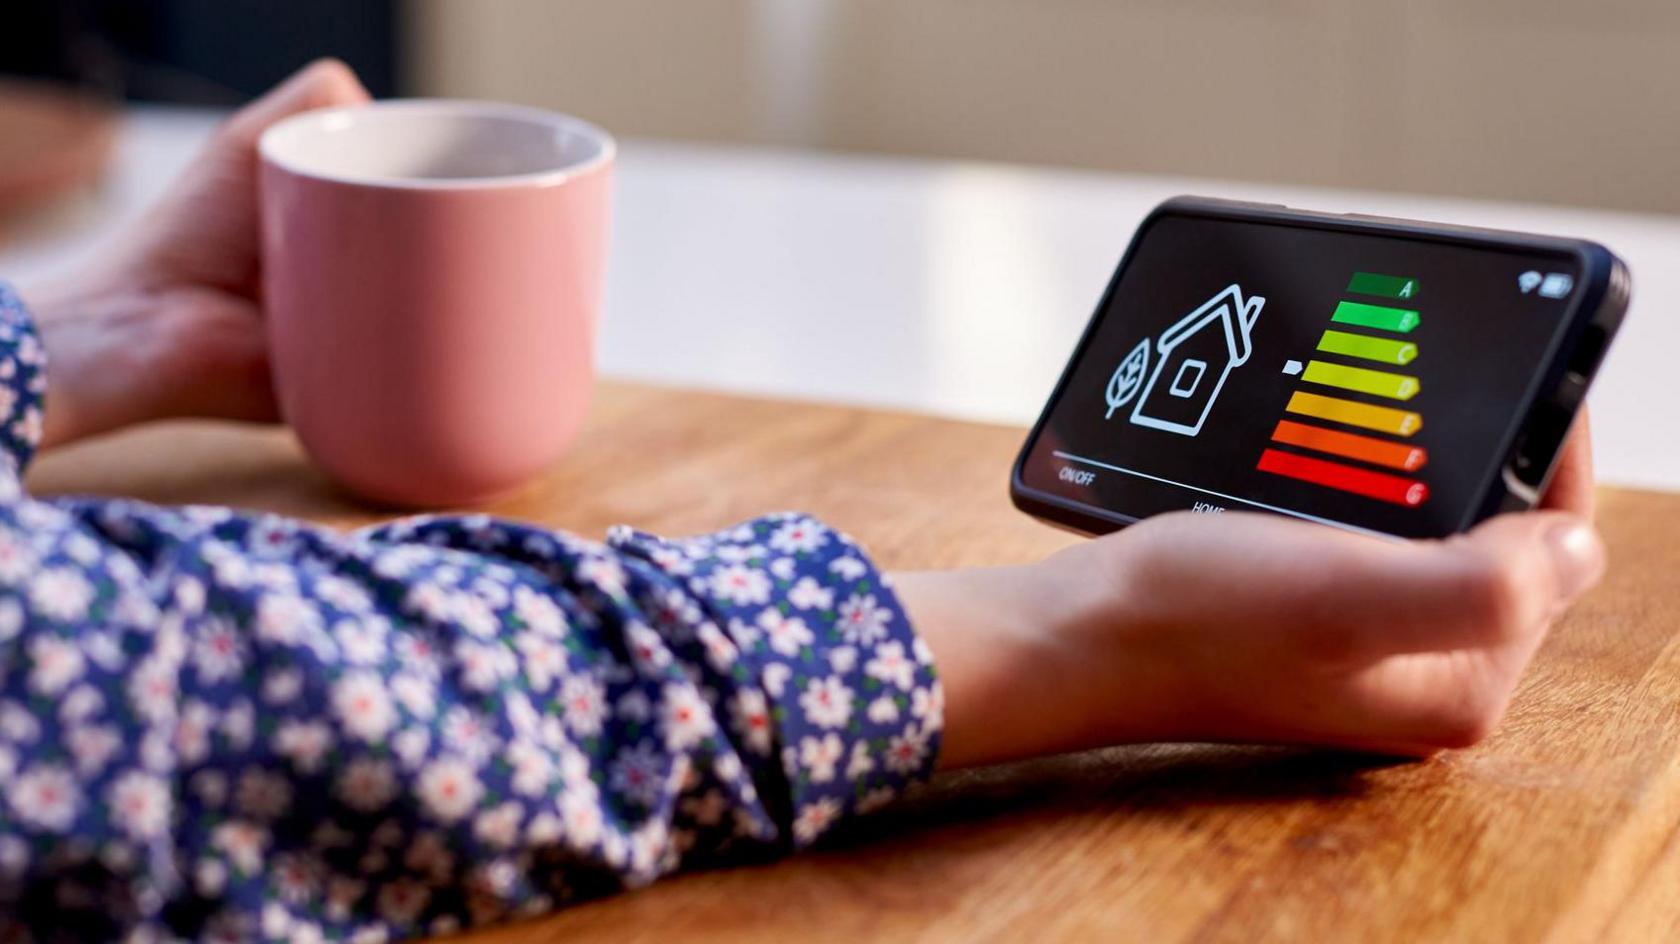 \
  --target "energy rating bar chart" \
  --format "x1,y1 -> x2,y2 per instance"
1346,271 -> 1419,299
1270,419 -> 1427,471
1317,329 -> 1416,365
1258,449 -> 1430,507
1331,300 -> 1420,333
1259,271 -> 1431,507
1286,391 -> 1422,436
1301,360 -> 1420,400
